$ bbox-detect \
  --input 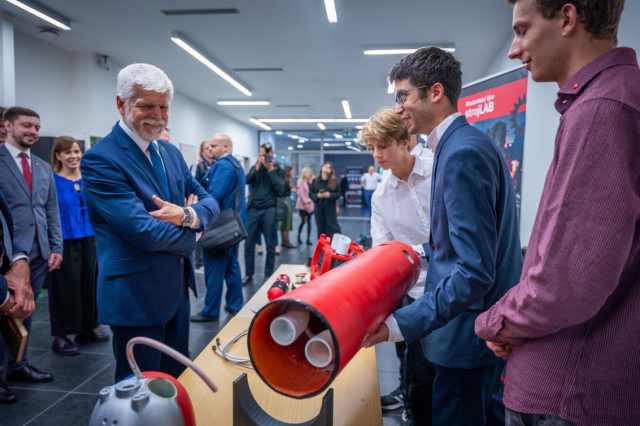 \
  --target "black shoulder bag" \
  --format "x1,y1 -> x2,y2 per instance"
199,158 -> 248,255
